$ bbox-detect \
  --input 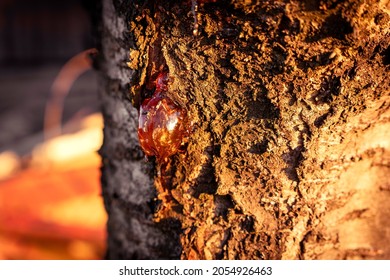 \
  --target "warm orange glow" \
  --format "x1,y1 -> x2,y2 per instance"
0,113 -> 107,260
